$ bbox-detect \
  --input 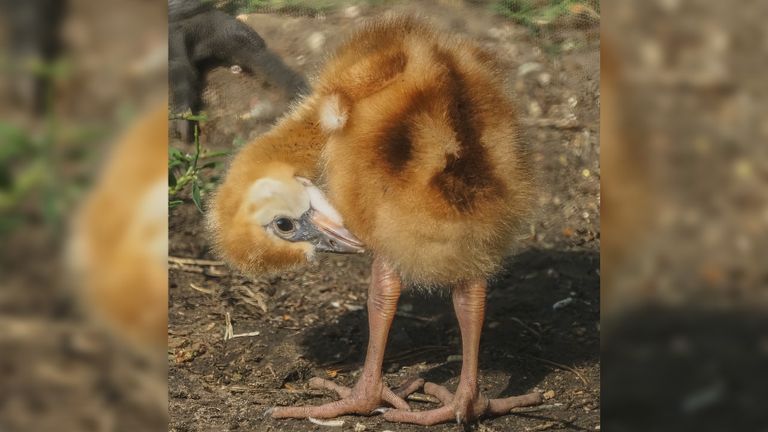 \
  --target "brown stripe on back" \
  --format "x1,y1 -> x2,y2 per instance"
382,119 -> 413,171
430,47 -> 504,212
377,86 -> 437,174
